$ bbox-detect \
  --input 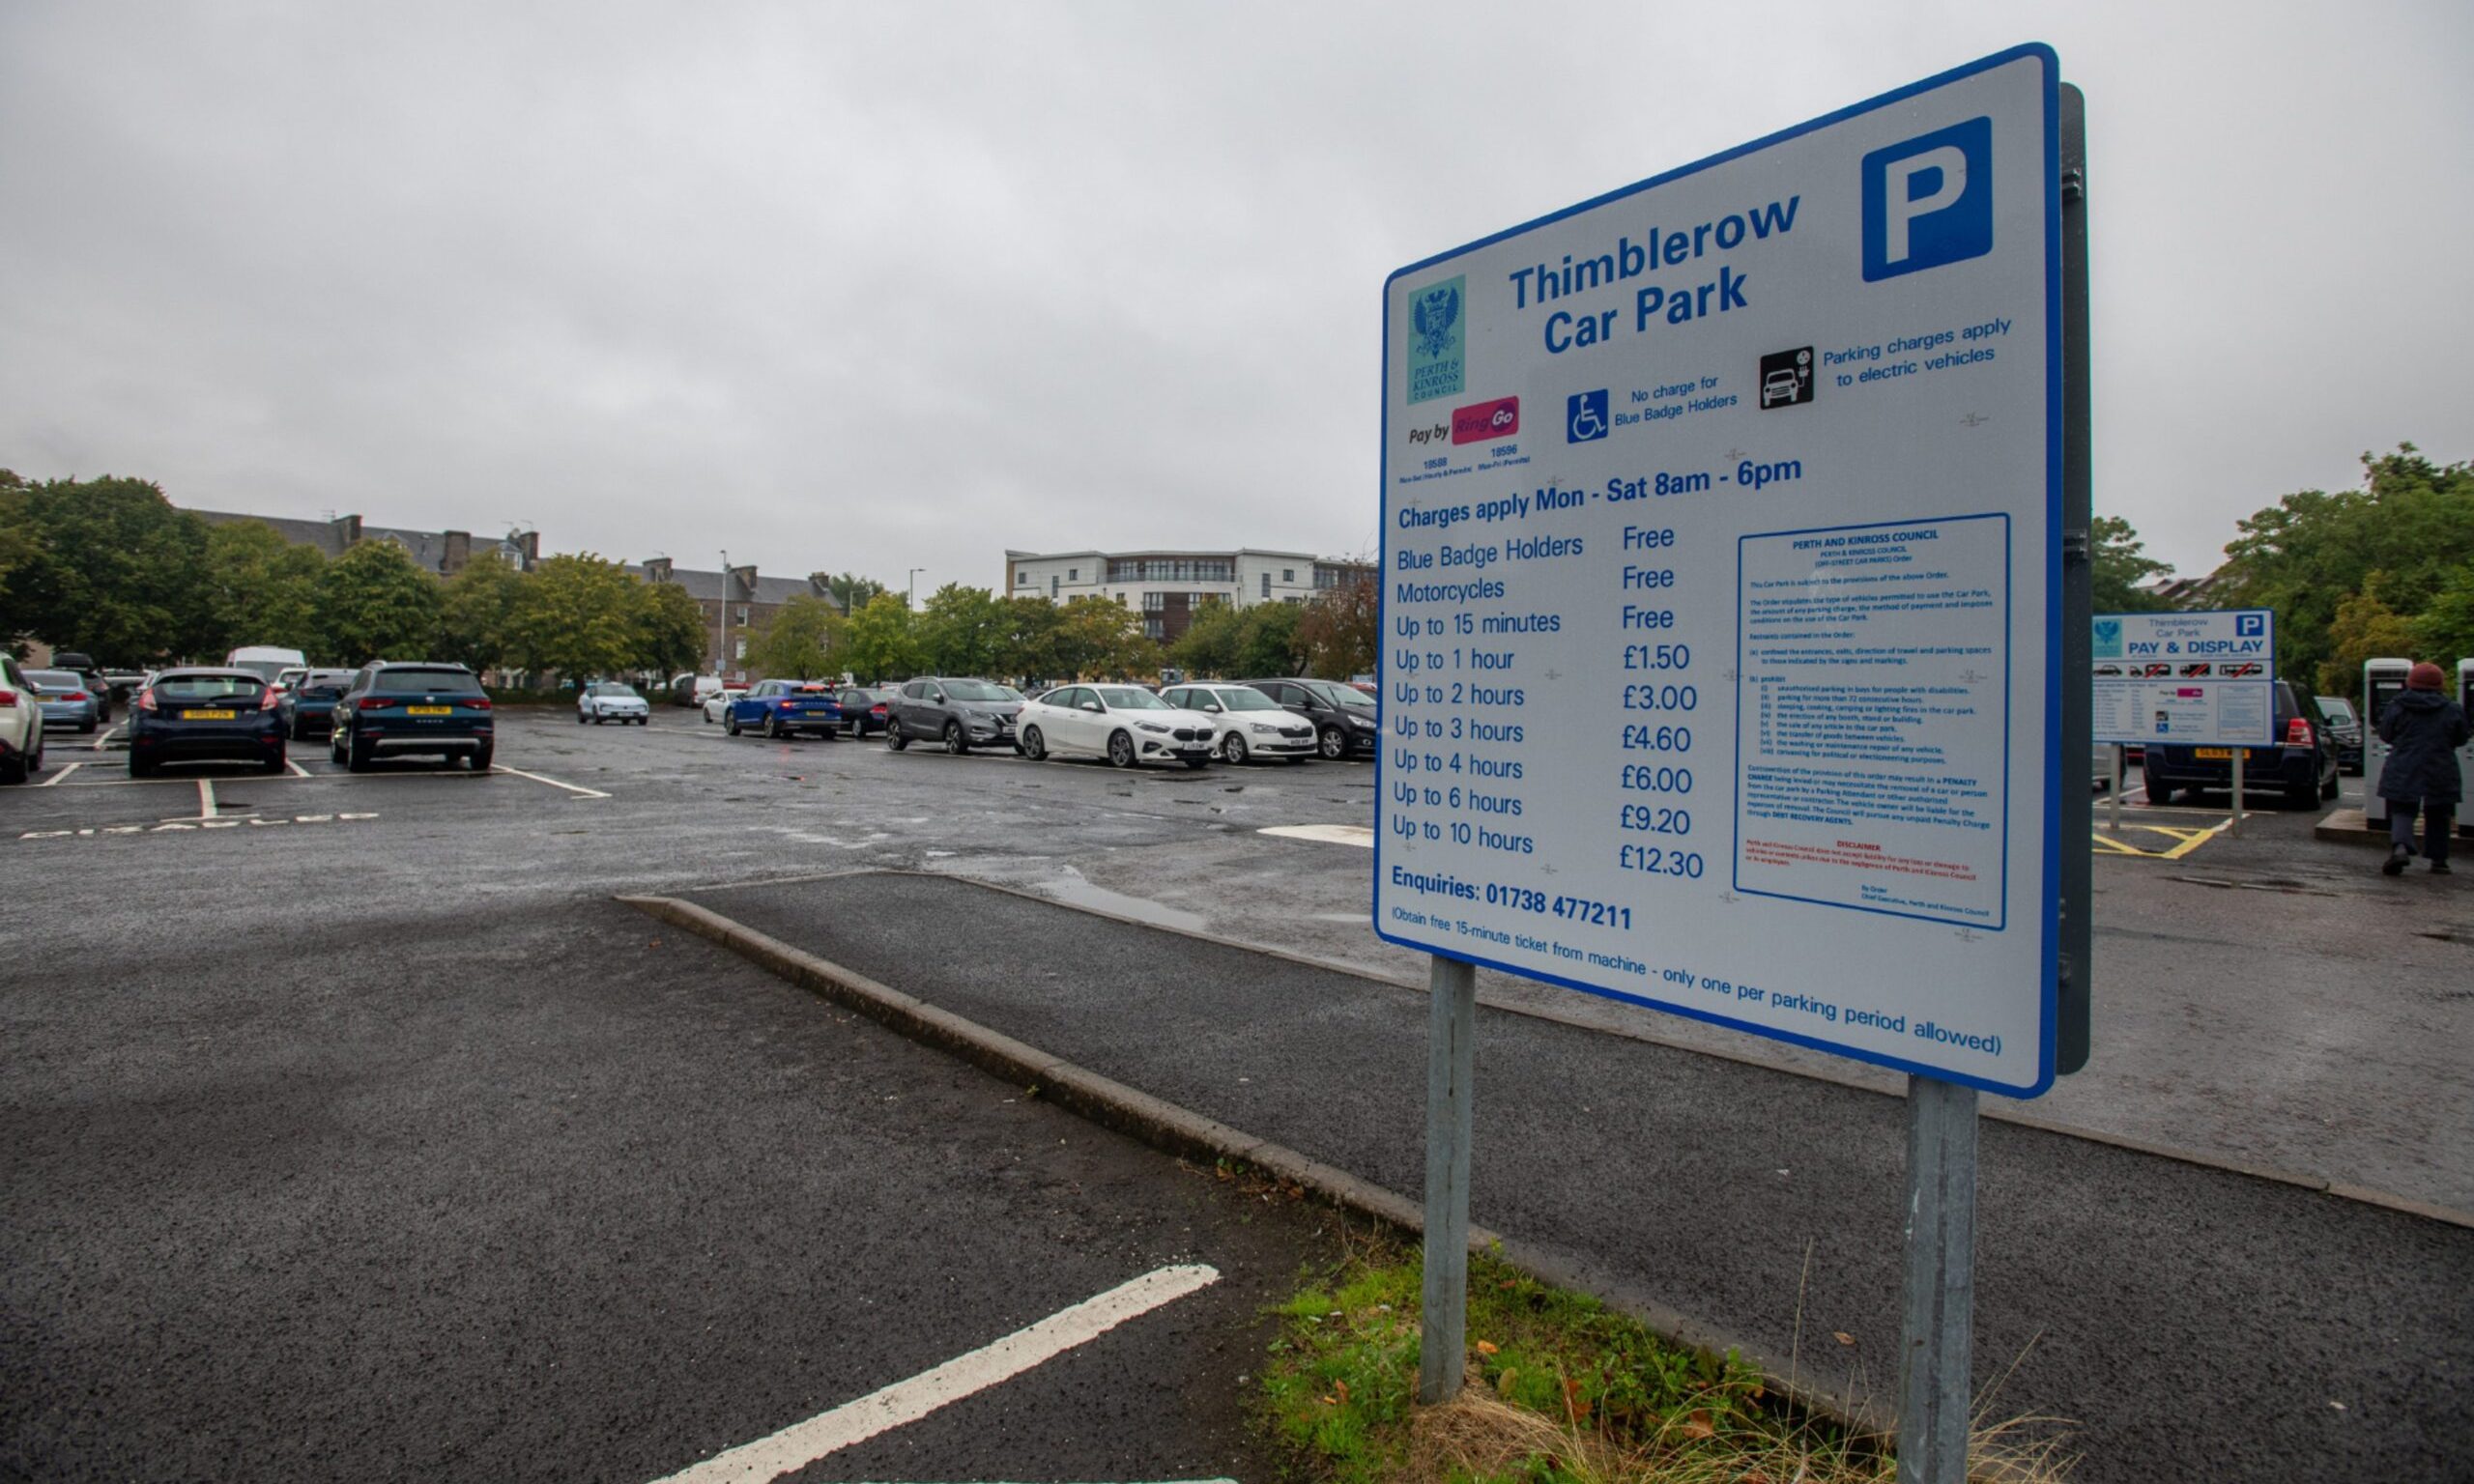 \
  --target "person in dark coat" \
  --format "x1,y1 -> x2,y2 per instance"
2377,661 -> 2470,875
